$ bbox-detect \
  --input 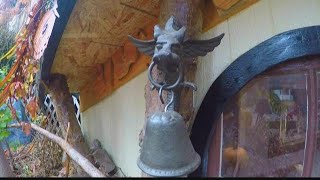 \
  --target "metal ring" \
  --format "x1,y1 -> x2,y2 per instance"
148,61 -> 184,91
